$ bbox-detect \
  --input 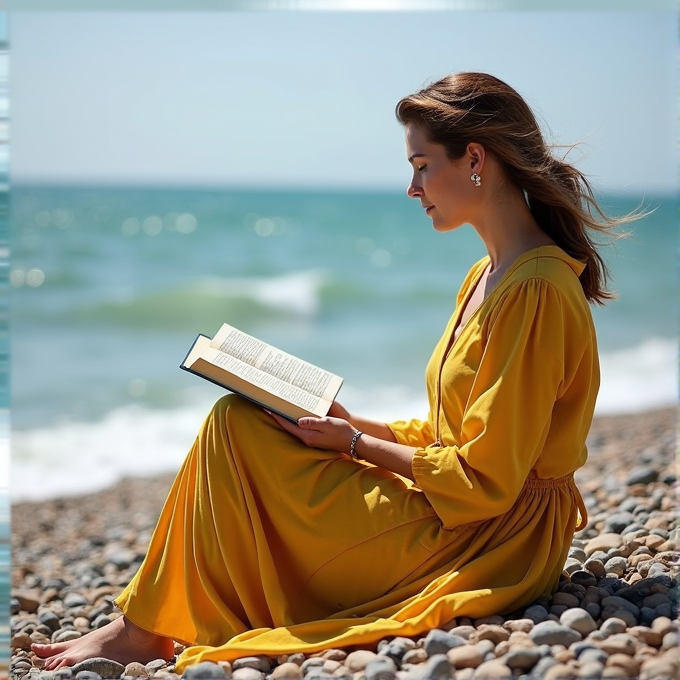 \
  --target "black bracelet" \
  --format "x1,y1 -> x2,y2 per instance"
349,430 -> 364,460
